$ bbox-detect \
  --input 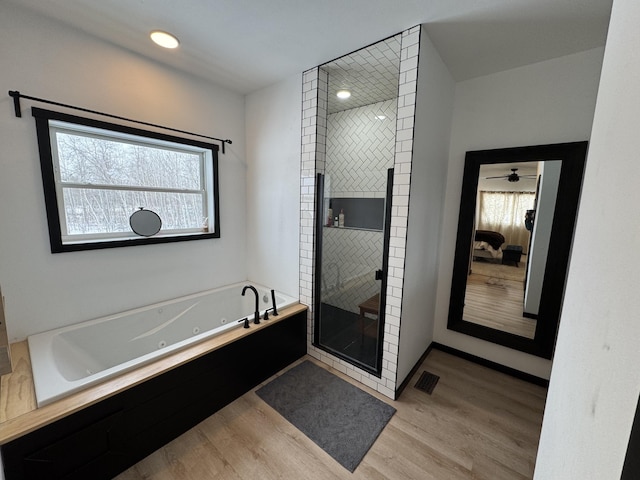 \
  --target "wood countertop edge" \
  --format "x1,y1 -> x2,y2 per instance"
0,303 -> 307,445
